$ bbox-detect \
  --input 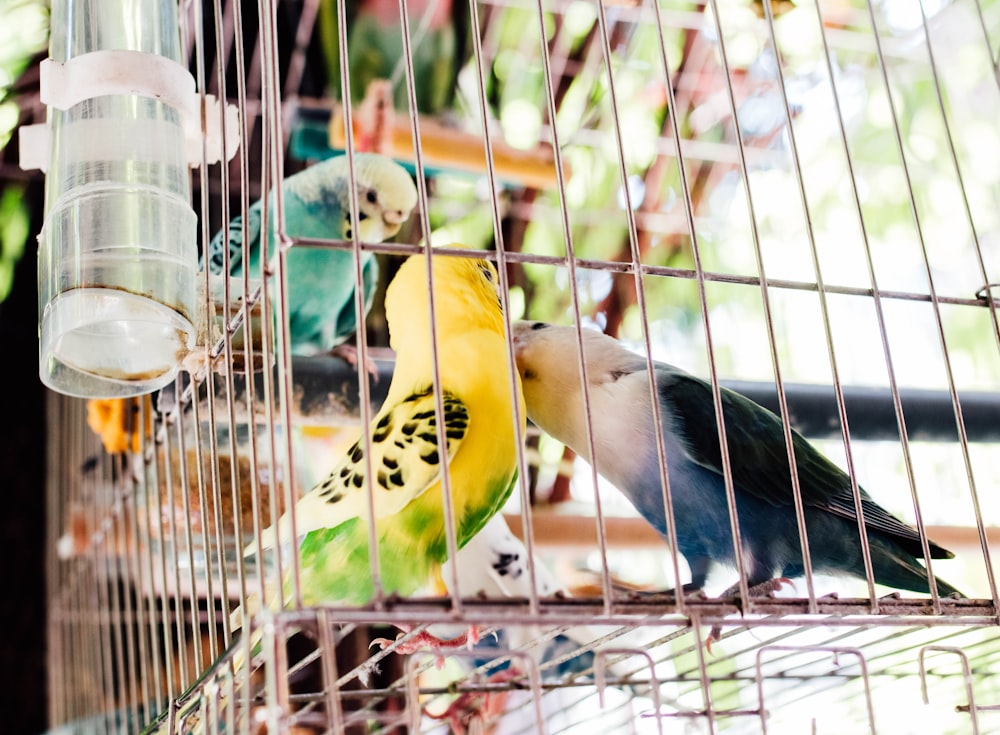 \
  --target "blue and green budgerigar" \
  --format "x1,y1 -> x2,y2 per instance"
244,246 -> 526,645
205,152 -> 418,358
